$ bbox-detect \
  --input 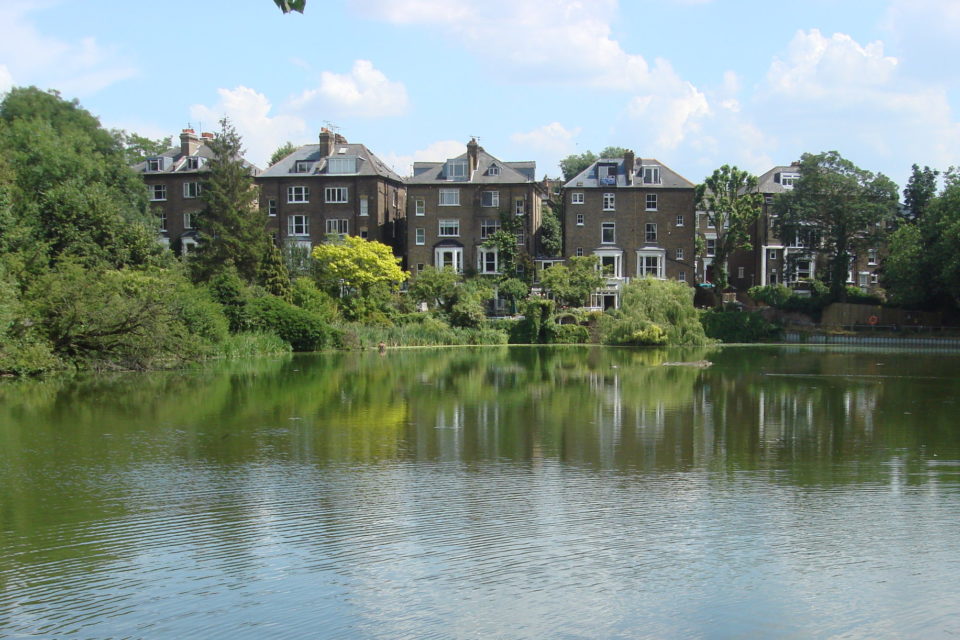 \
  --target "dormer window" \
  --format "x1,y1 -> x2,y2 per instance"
487,164 -> 500,176
642,166 -> 661,184
294,160 -> 312,173
780,172 -> 800,188
598,163 -> 617,186
446,159 -> 468,180
185,156 -> 201,170
326,157 -> 356,174
146,157 -> 163,172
